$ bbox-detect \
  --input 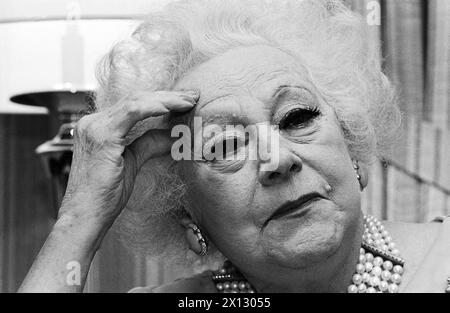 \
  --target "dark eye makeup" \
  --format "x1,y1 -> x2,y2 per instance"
279,107 -> 321,130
